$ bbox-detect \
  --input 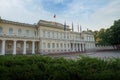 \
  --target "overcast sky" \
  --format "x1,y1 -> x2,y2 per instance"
0,0 -> 120,31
